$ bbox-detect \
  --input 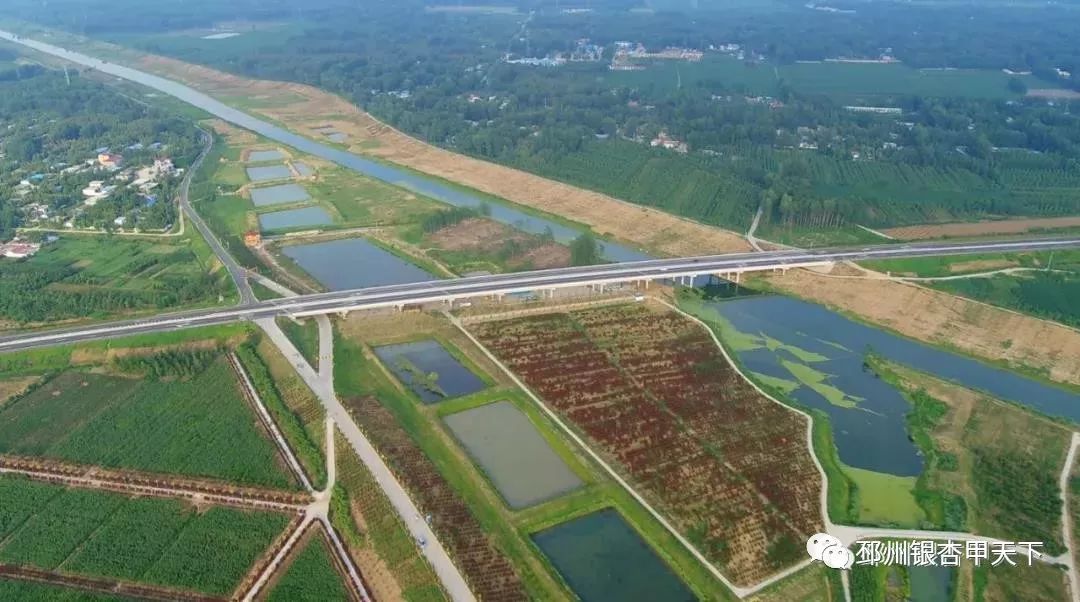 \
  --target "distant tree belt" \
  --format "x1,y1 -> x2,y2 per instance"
11,0 -> 1080,229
